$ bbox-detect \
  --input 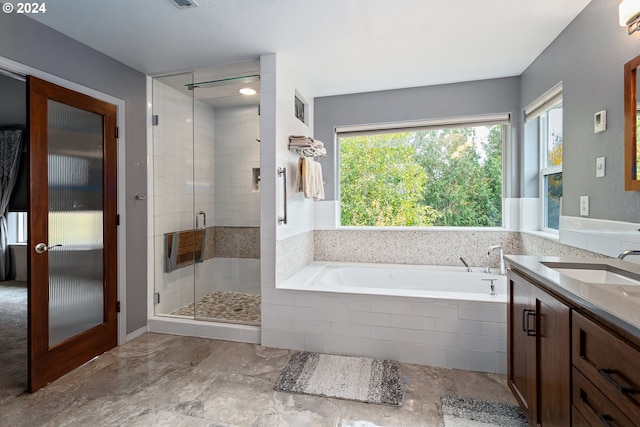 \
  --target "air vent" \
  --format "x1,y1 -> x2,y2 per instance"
170,0 -> 199,9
